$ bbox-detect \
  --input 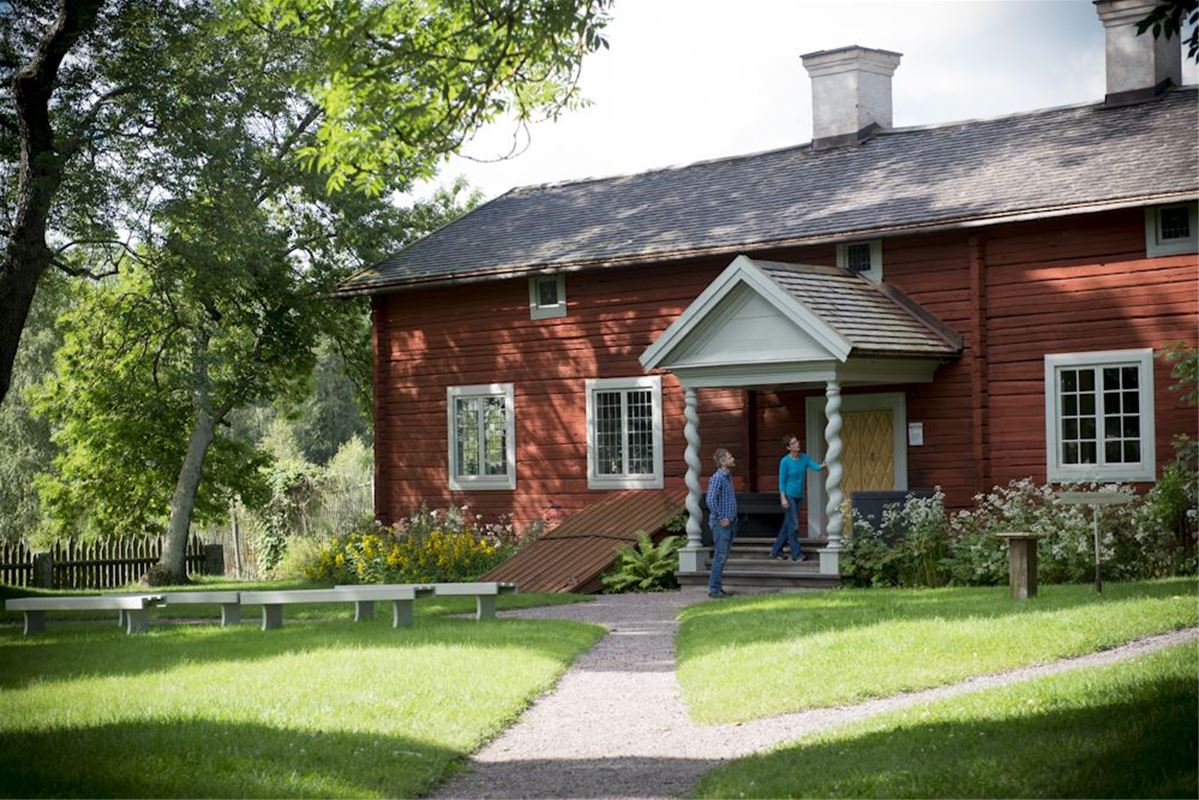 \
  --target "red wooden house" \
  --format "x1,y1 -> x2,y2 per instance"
339,0 -> 1198,590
